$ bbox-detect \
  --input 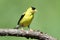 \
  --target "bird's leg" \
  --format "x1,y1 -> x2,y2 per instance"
28,25 -> 33,31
